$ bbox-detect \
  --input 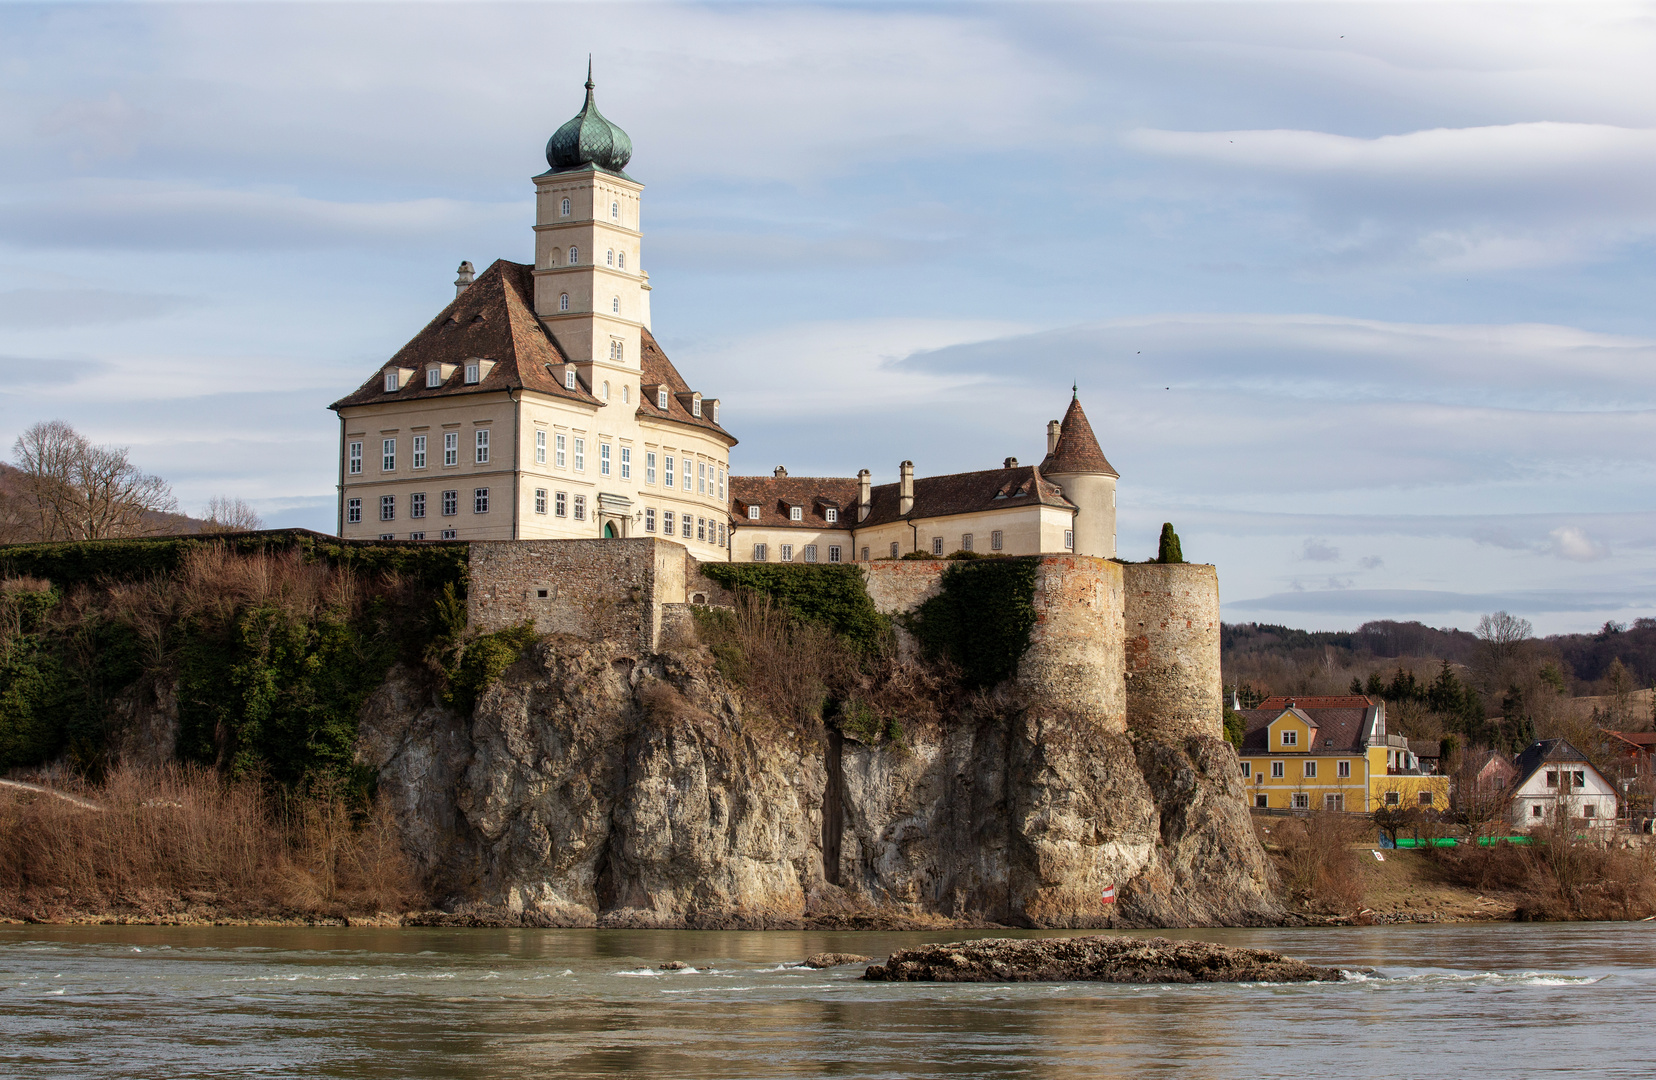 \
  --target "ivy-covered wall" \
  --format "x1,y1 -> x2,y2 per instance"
902,557 -> 1041,688
699,562 -> 892,653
